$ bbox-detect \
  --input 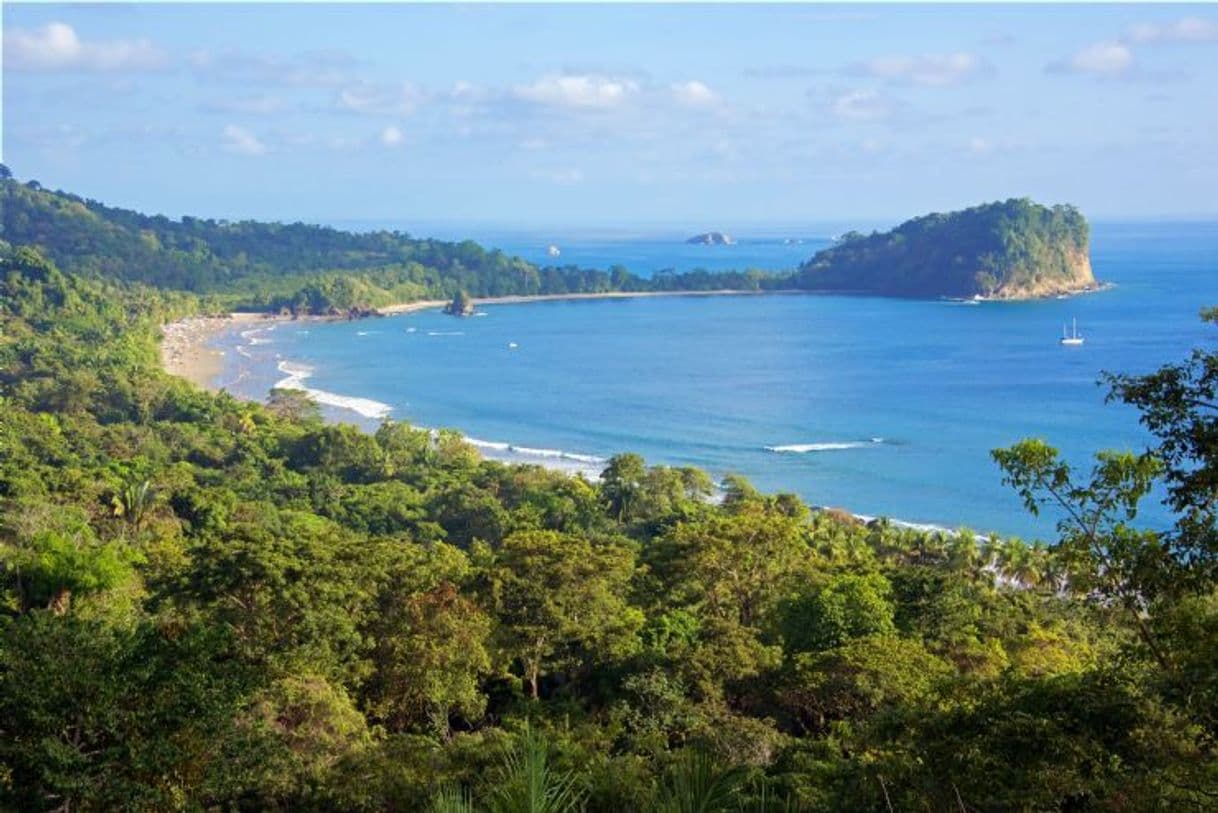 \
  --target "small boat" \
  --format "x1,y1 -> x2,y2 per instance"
508,342 -> 519,350
546,244 -> 561,257
1060,318 -> 1084,346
